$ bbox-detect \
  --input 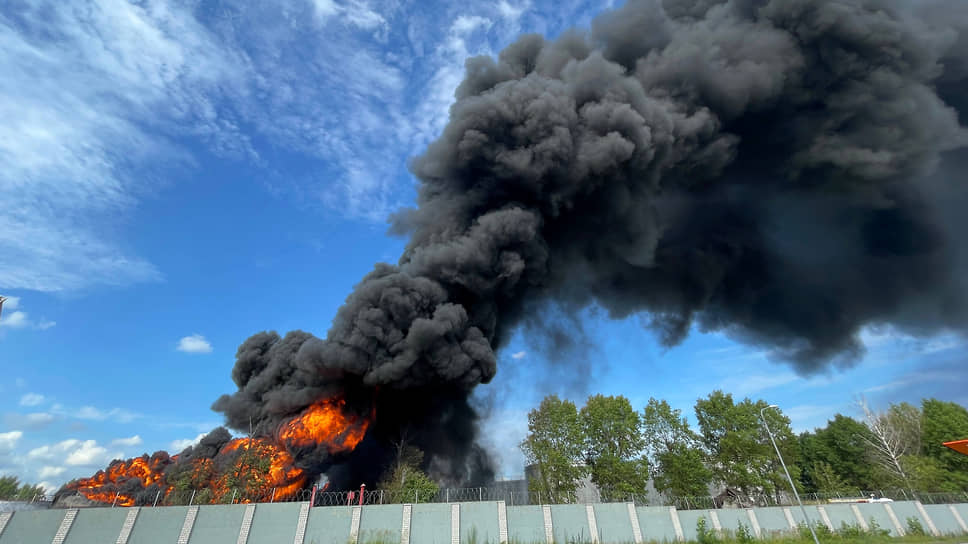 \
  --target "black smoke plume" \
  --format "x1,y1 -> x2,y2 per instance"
213,0 -> 968,487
